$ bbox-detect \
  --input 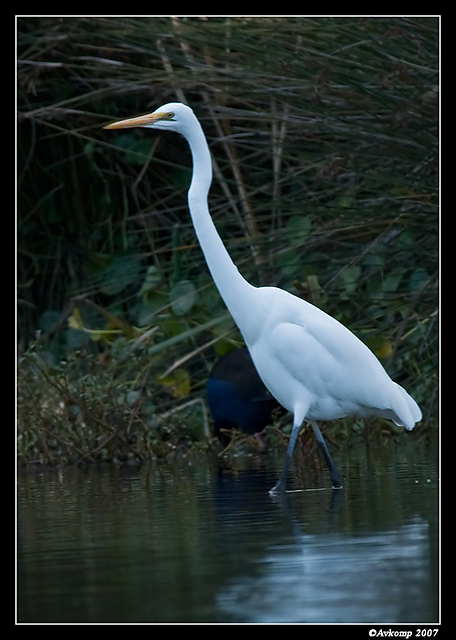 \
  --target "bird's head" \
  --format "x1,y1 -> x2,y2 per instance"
103,102 -> 195,135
